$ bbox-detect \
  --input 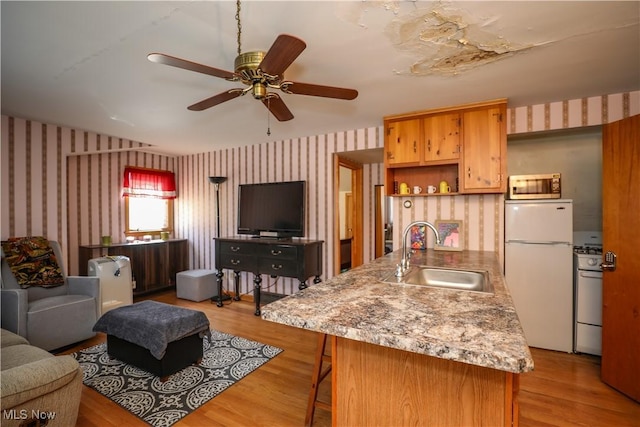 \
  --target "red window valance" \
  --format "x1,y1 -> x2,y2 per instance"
122,166 -> 176,199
